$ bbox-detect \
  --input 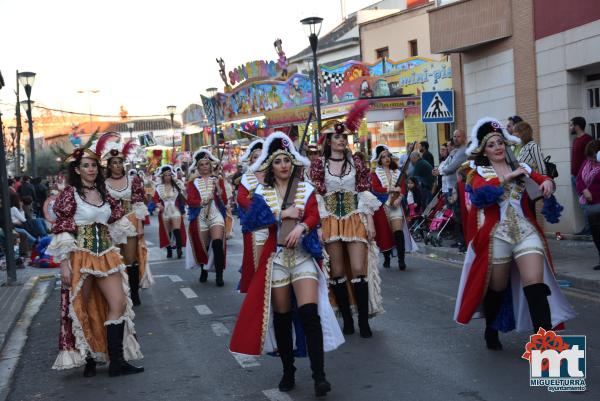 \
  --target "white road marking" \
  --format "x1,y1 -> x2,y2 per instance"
262,388 -> 293,401
231,352 -> 261,368
211,322 -> 230,337
179,287 -> 198,299
194,305 -> 213,315
153,274 -> 183,282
